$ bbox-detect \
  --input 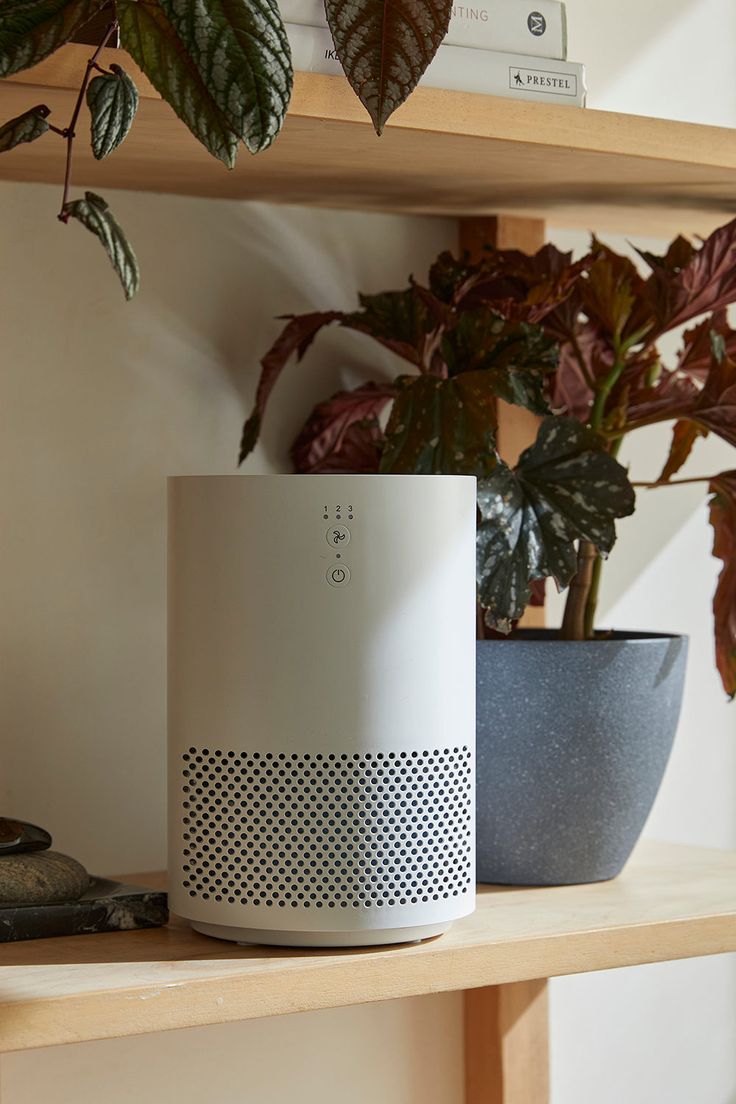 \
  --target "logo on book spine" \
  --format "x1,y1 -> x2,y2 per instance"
527,11 -> 547,35
509,66 -> 577,96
